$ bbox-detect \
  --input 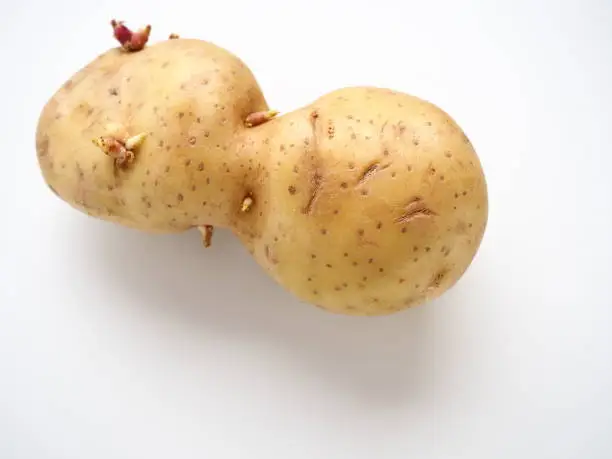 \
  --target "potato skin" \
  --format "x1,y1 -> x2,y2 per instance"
238,87 -> 488,315
35,39 -> 487,316
36,39 -> 268,232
